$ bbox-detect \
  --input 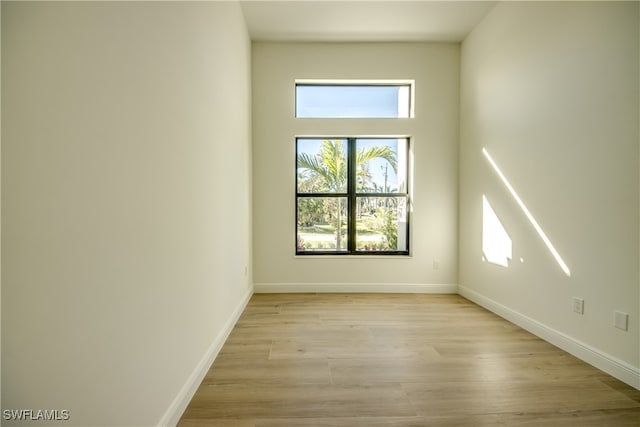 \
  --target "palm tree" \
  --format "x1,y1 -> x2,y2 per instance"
297,140 -> 348,193
356,145 -> 397,192
297,139 -> 397,249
